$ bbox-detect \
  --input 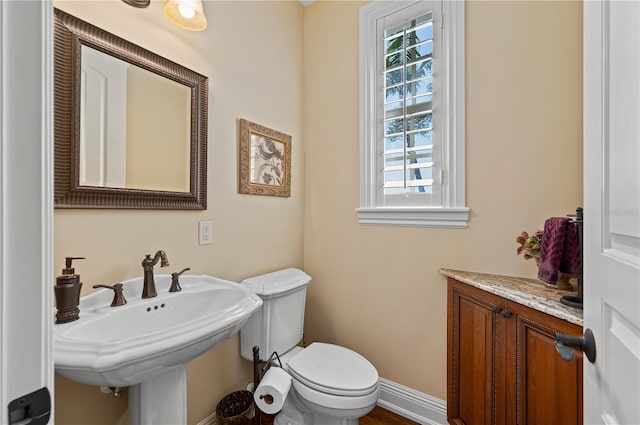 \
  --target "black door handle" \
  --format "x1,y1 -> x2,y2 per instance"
555,328 -> 596,363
